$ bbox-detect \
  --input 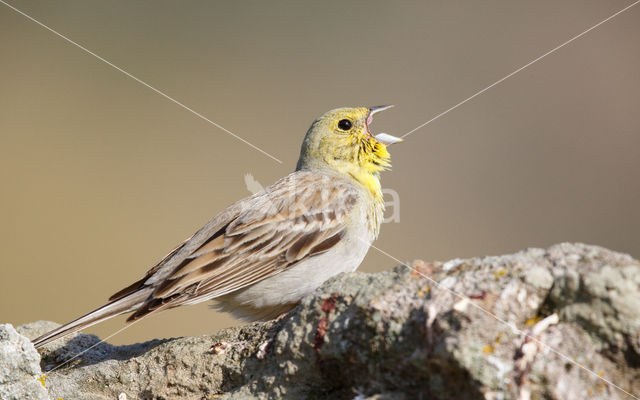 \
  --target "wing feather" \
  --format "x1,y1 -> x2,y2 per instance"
121,171 -> 360,320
